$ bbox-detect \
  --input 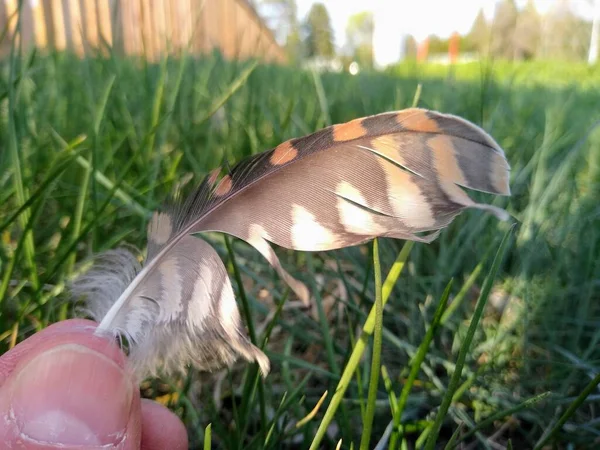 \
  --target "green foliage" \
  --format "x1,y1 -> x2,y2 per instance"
386,59 -> 600,88
303,2 -> 335,59
1,48 -> 599,449
345,11 -> 374,69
